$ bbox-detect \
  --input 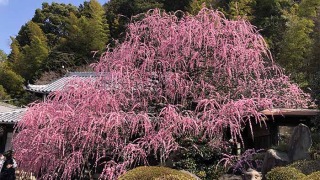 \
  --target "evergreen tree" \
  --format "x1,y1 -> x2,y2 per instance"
14,21 -> 49,81
278,0 -> 320,87
252,0 -> 292,57
162,0 -> 192,12
62,0 -> 110,66
229,0 -> 256,20
81,0 -> 110,53
0,85 -> 10,100
8,38 -> 24,74
65,13 -> 90,57
31,2 -> 79,48
0,62 -> 24,96
188,0 -> 230,16
0,50 -> 6,62
104,0 -> 164,42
